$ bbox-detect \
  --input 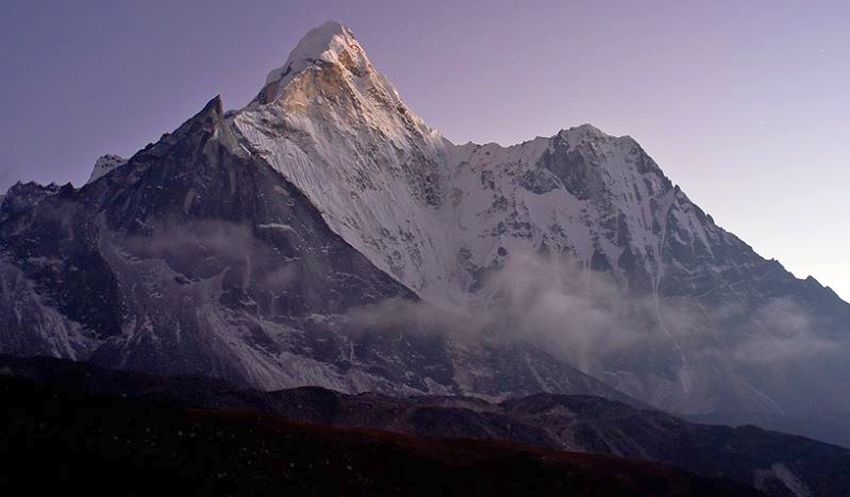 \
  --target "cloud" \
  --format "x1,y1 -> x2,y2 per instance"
344,254 -> 658,372
728,299 -> 839,364
345,251 -> 848,394
120,224 -> 848,412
